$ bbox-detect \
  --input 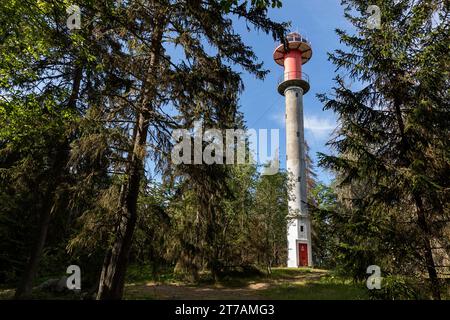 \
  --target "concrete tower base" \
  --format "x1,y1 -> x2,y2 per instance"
284,86 -> 312,267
